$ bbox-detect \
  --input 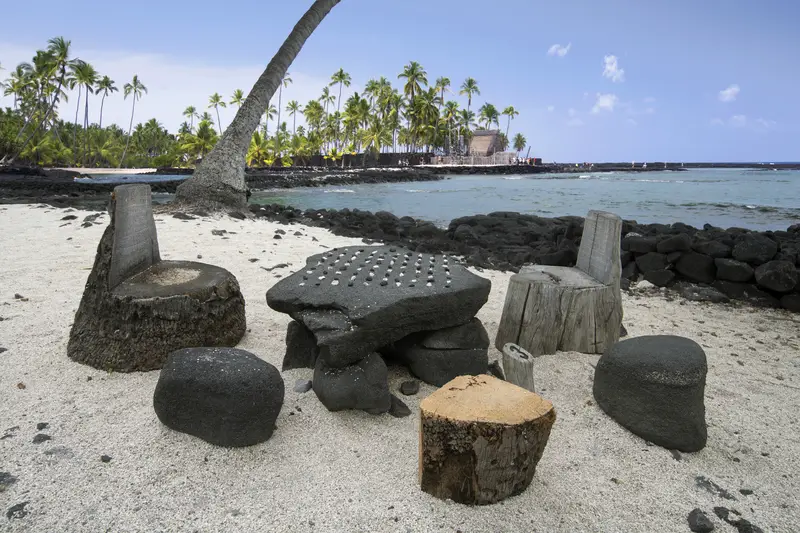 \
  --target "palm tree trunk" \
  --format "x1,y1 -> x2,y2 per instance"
119,96 -> 137,168
174,0 -> 342,210
215,107 -> 223,135
99,93 -> 106,130
72,86 -> 82,166
277,86 -> 283,135
83,87 -> 90,166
